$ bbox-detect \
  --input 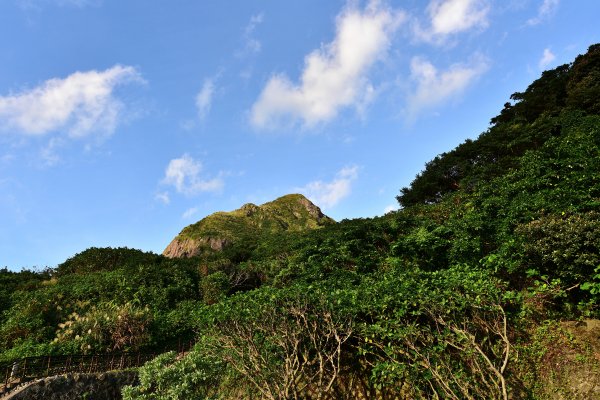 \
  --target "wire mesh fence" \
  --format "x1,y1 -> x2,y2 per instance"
0,339 -> 194,395
1,353 -> 153,388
